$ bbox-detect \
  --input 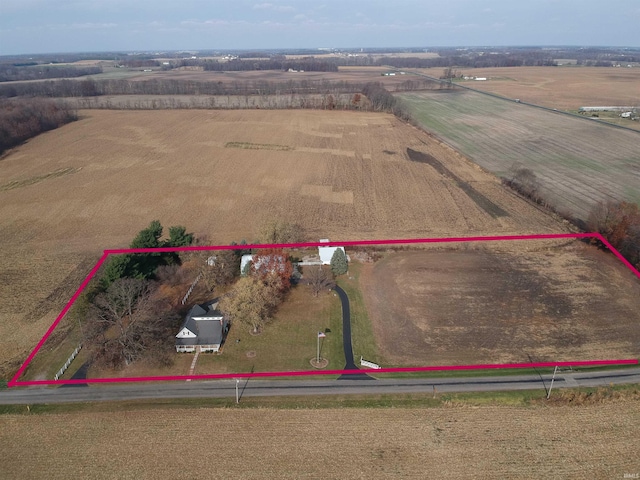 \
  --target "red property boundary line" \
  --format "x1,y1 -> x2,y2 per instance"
8,232 -> 639,388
